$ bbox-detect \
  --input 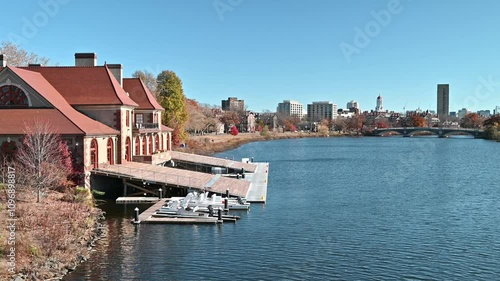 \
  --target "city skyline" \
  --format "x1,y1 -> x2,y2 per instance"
1,1 -> 500,113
